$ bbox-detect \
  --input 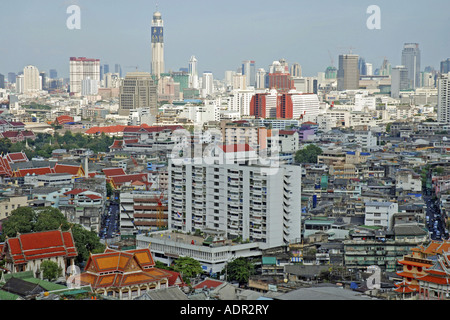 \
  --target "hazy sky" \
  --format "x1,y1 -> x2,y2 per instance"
1,0 -> 449,79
